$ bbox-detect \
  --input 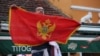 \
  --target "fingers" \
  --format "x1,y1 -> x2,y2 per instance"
10,4 -> 18,9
